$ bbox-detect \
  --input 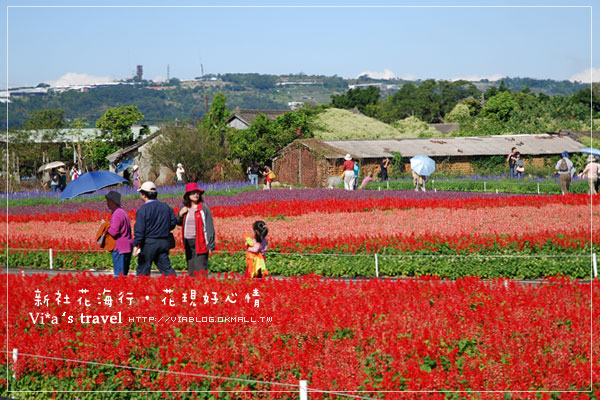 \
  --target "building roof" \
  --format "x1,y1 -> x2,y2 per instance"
227,109 -> 289,127
106,129 -> 163,163
274,138 -> 352,160
9,125 -> 160,144
318,134 -> 584,159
